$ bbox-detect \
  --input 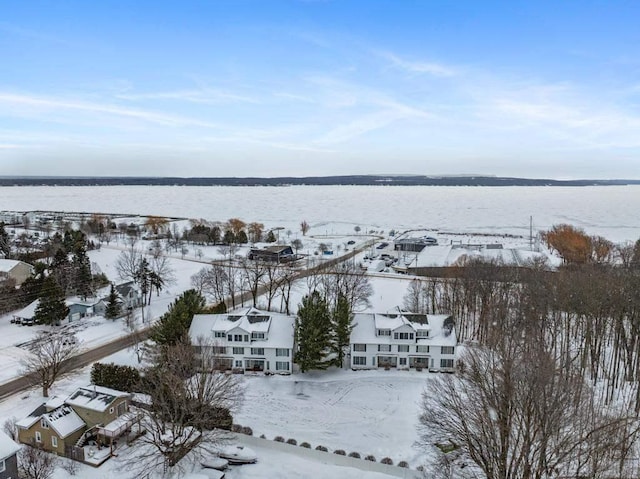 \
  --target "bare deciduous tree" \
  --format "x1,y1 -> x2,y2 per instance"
22,331 -> 79,397
419,339 -> 639,479
18,445 -> 58,479
127,338 -> 243,476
